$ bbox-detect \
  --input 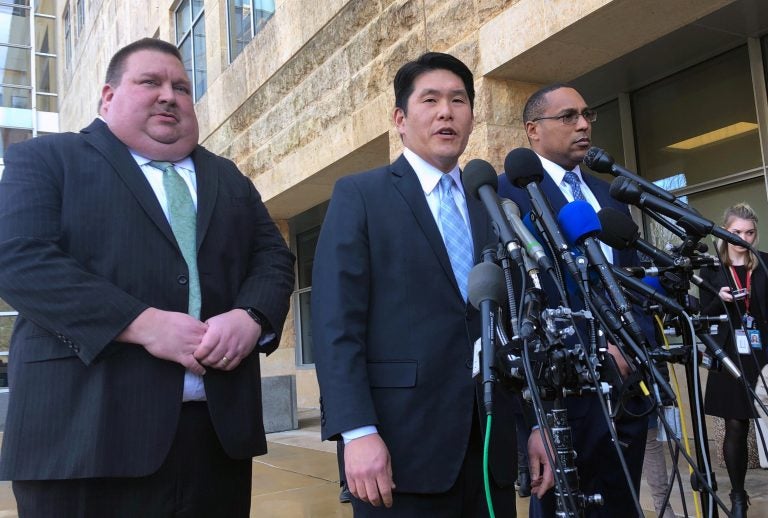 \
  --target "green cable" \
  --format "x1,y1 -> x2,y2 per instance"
483,413 -> 496,517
